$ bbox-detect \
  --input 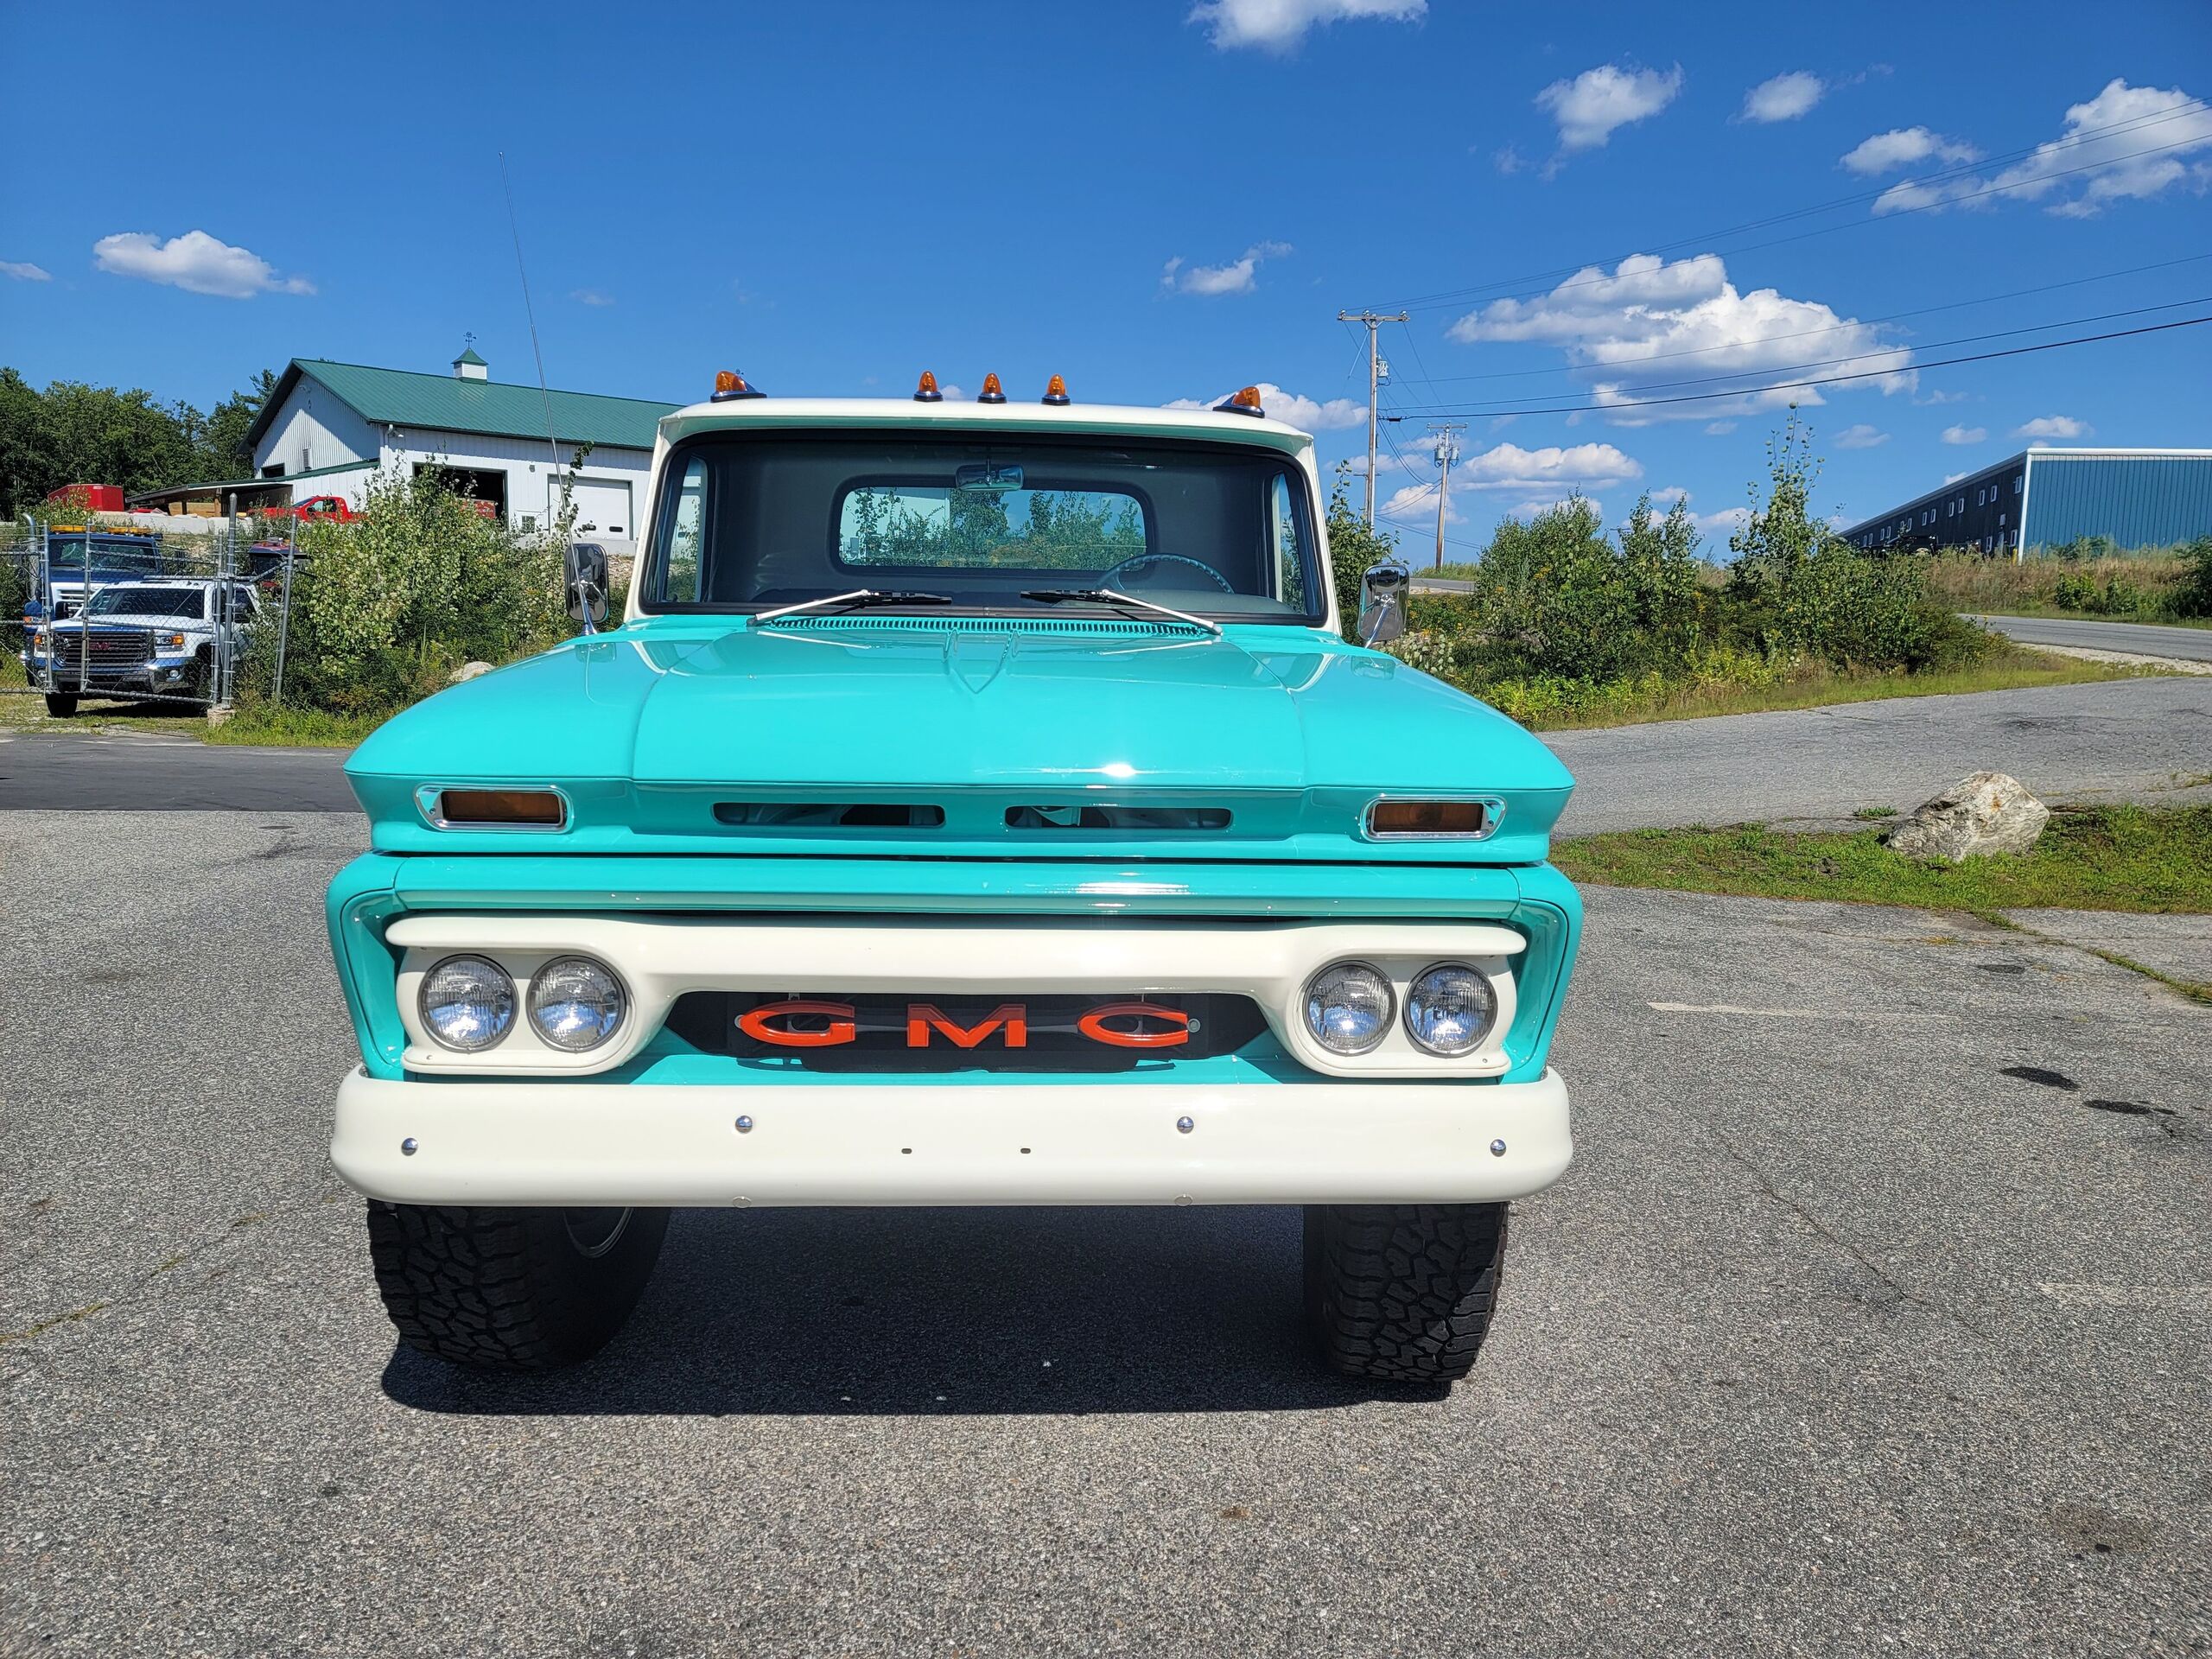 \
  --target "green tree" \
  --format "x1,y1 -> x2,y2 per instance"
1325,467 -> 1400,643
